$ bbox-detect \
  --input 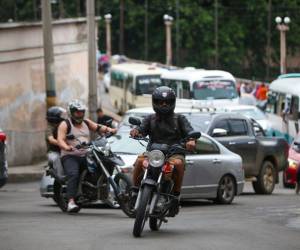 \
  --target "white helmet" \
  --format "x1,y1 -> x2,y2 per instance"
68,99 -> 87,124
